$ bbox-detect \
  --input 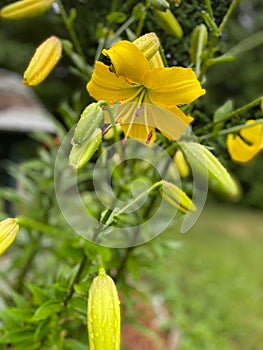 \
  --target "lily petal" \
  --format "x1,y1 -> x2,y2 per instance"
226,134 -> 261,163
153,105 -> 193,140
144,67 -> 205,105
102,41 -> 150,83
87,61 -> 138,104
240,120 -> 263,145
121,123 -> 156,144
